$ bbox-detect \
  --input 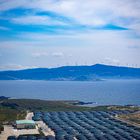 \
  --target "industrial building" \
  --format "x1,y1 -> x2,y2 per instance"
15,120 -> 36,129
